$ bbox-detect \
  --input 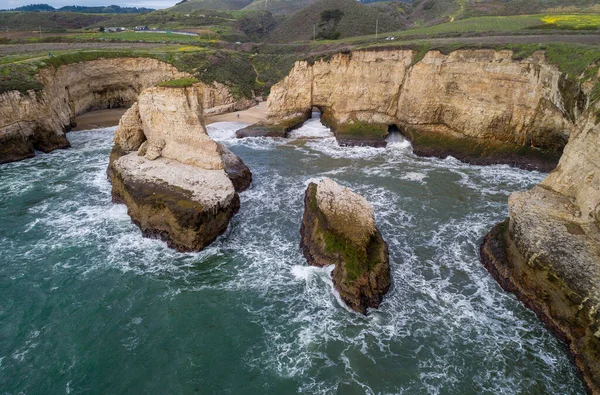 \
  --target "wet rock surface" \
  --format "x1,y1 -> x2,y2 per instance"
109,84 -> 251,252
480,109 -> 600,393
300,178 -> 391,314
